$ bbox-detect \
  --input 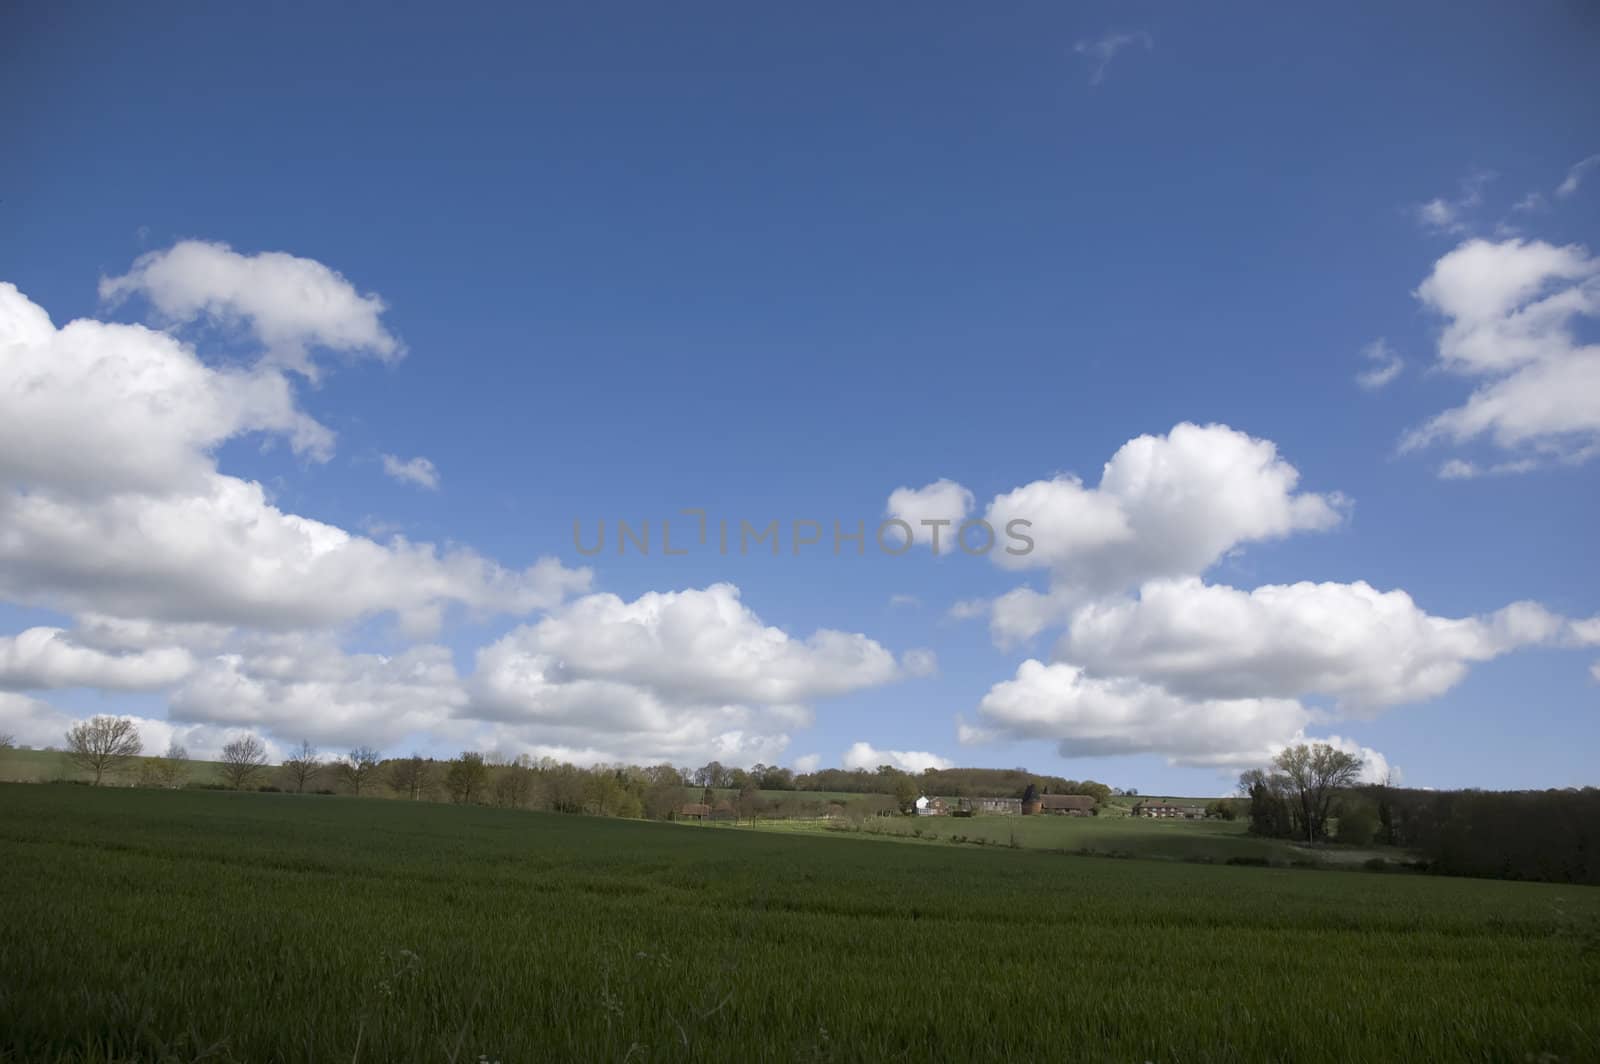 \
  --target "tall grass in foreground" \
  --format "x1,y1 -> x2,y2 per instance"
1,784 -> 1596,1062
